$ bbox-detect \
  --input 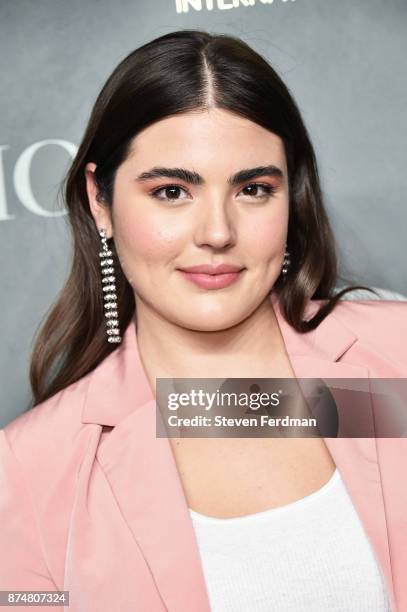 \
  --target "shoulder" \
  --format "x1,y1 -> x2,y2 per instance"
1,372 -> 99,490
328,298 -> 407,363
3,372 -> 92,444
329,298 -> 407,332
